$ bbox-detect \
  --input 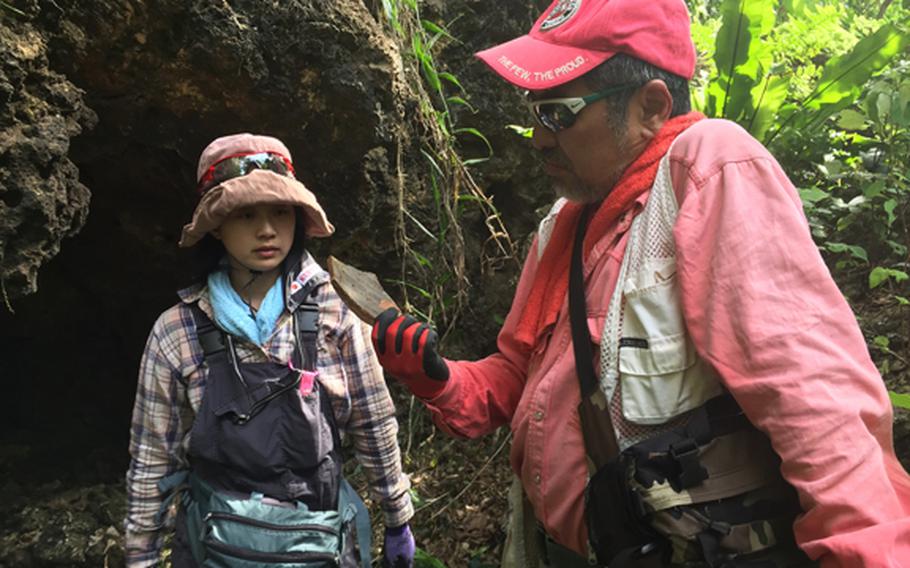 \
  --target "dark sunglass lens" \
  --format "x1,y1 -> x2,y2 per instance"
266,155 -> 289,175
216,159 -> 244,179
240,153 -> 271,174
204,153 -> 291,192
551,104 -> 576,130
535,104 -> 559,132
